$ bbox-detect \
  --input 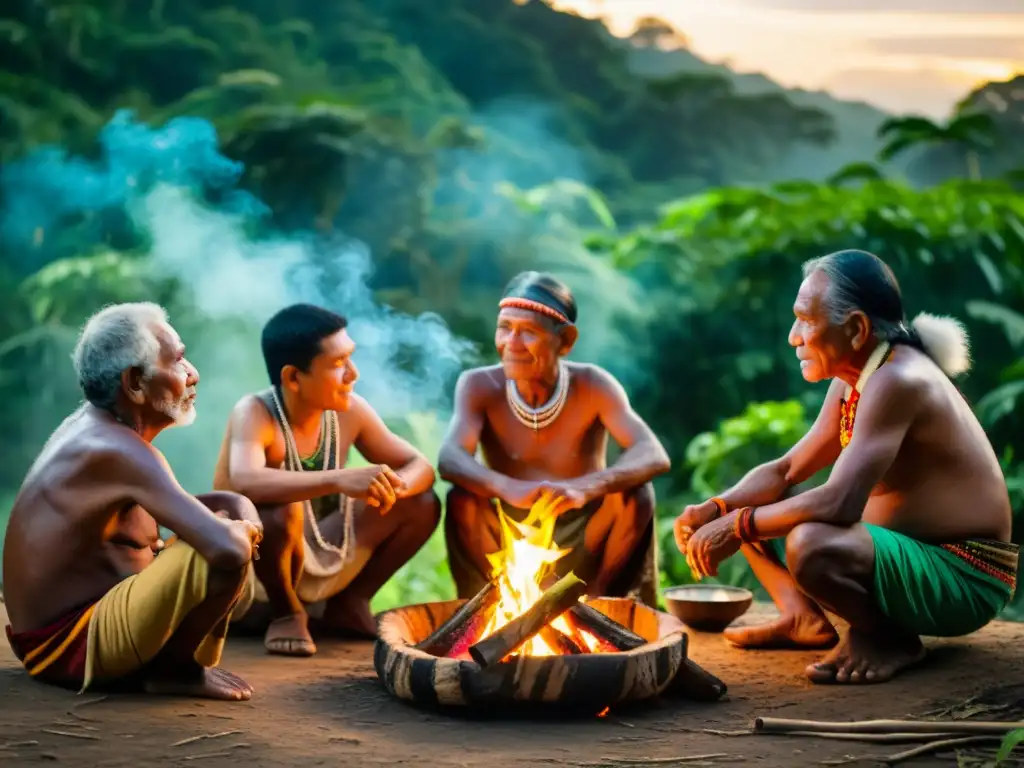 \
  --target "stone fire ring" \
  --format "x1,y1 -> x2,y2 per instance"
374,597 -> 689,712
